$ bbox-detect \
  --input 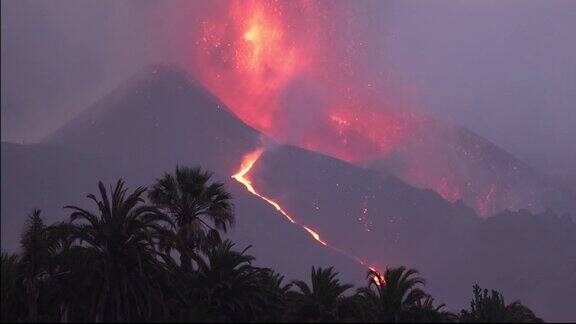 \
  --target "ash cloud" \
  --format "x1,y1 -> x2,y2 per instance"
2,0 -> 575,181
276,77 -> 329,145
